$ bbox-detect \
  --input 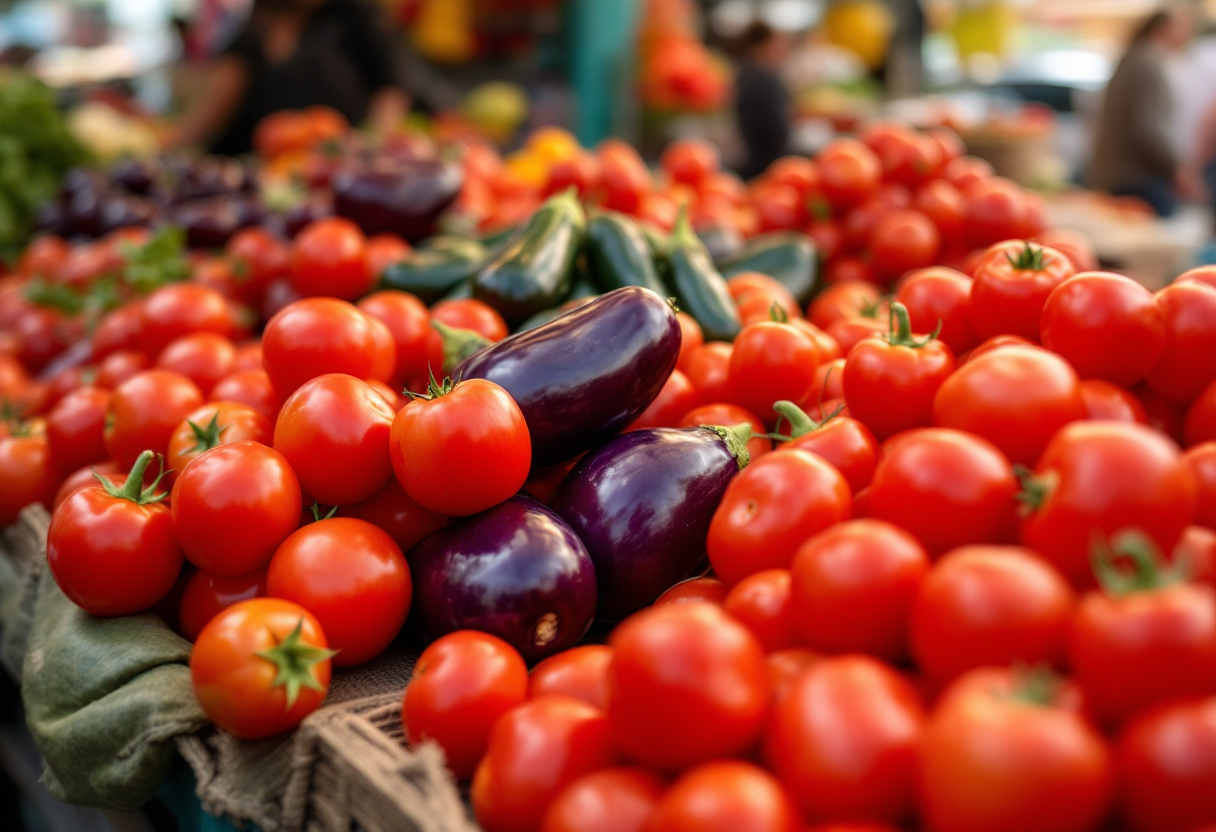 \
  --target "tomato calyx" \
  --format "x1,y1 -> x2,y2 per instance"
430,319 -> 491,376
307,501 -> 338,523
770,399 -> 843,441
405,368 -> 459,402
1013,465 -> 1057,516
768,303 -> 789,323
883,301 -> 942,349
1005,663 -> 1062,707
185,412 -> 228,455
699,423 -> 754,470
253,617 -> 338,709
95,449 -> 169,505
1005,241 -> 1046,272
1091,530 -> 1188,596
